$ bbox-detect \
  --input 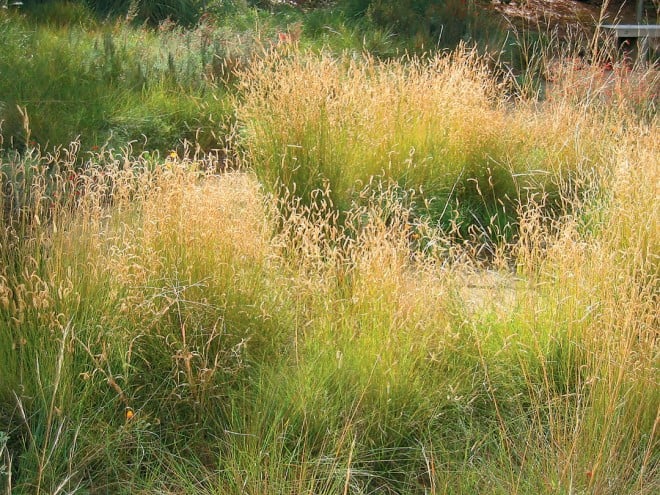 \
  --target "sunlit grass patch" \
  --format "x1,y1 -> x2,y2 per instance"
235,46 -> 619,251
0,35 -> 658,494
